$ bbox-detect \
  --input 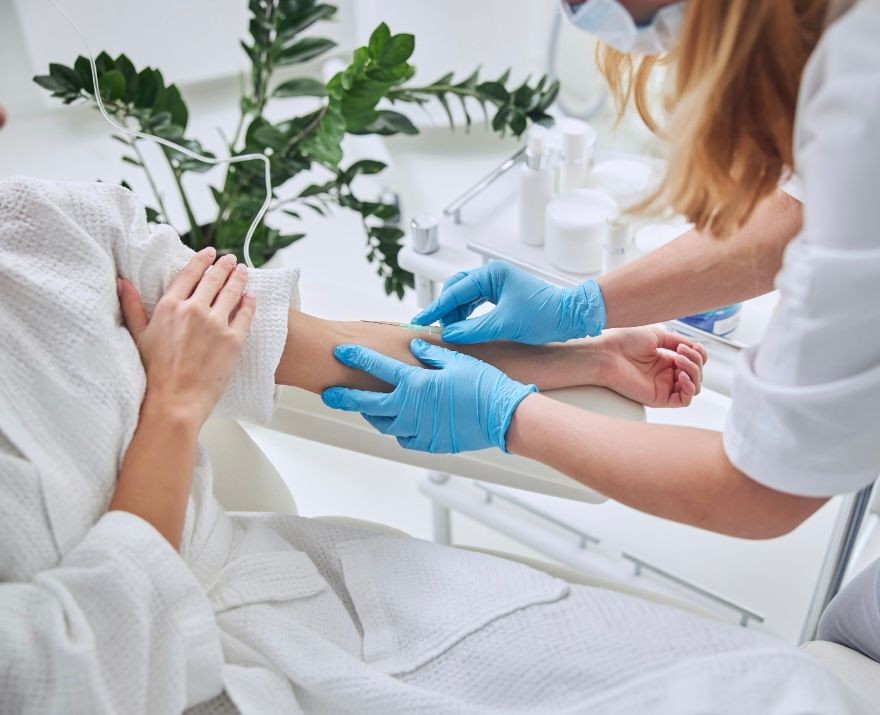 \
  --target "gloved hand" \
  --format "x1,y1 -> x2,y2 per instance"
411,260 -> 606,345
321,339 -> 537,454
